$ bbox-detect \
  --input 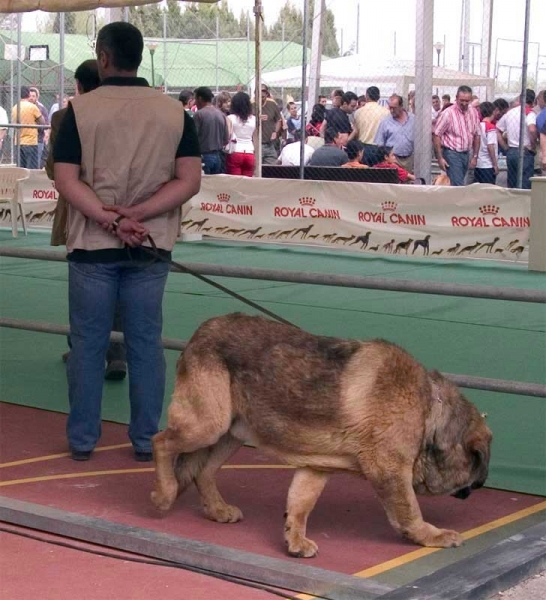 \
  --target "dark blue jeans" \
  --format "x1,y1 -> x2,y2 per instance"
19,145 -> 38,169
442,147 -> 469,186
202,151 -> 223,174
67,260 -> 169,453
474,168 -> 496,185
506,147 -> 535,189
